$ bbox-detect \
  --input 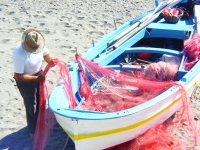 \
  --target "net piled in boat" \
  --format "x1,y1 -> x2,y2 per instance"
33,53 -> 200,150
74,54 -> 200,149
183,33 -> 200,70
75,54 -> 178,112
